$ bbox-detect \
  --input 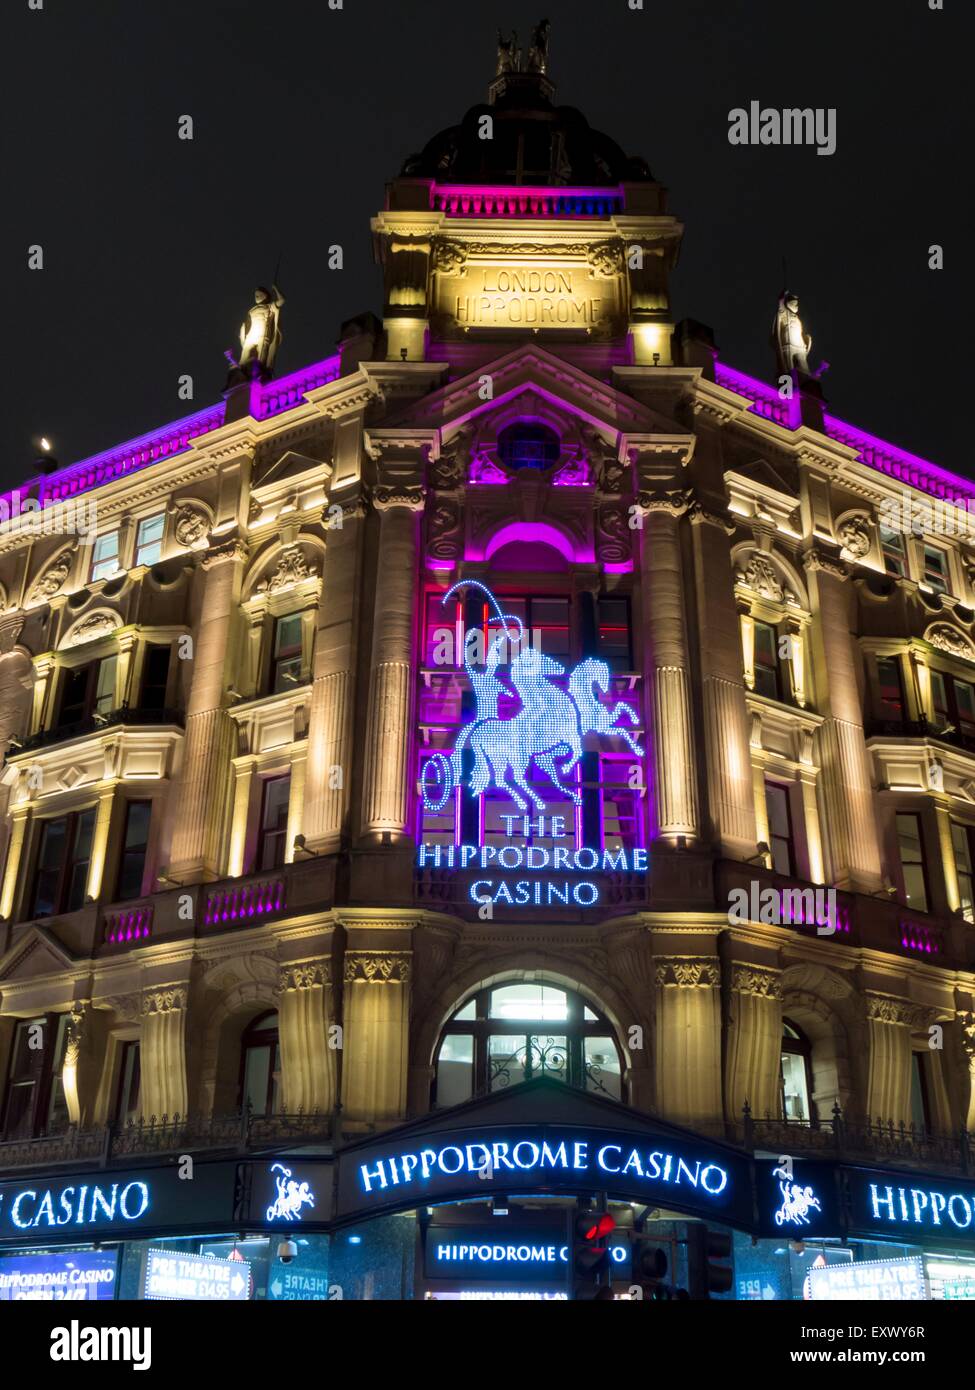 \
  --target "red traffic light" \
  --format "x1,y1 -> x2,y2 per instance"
577,1210 -> 616,1243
